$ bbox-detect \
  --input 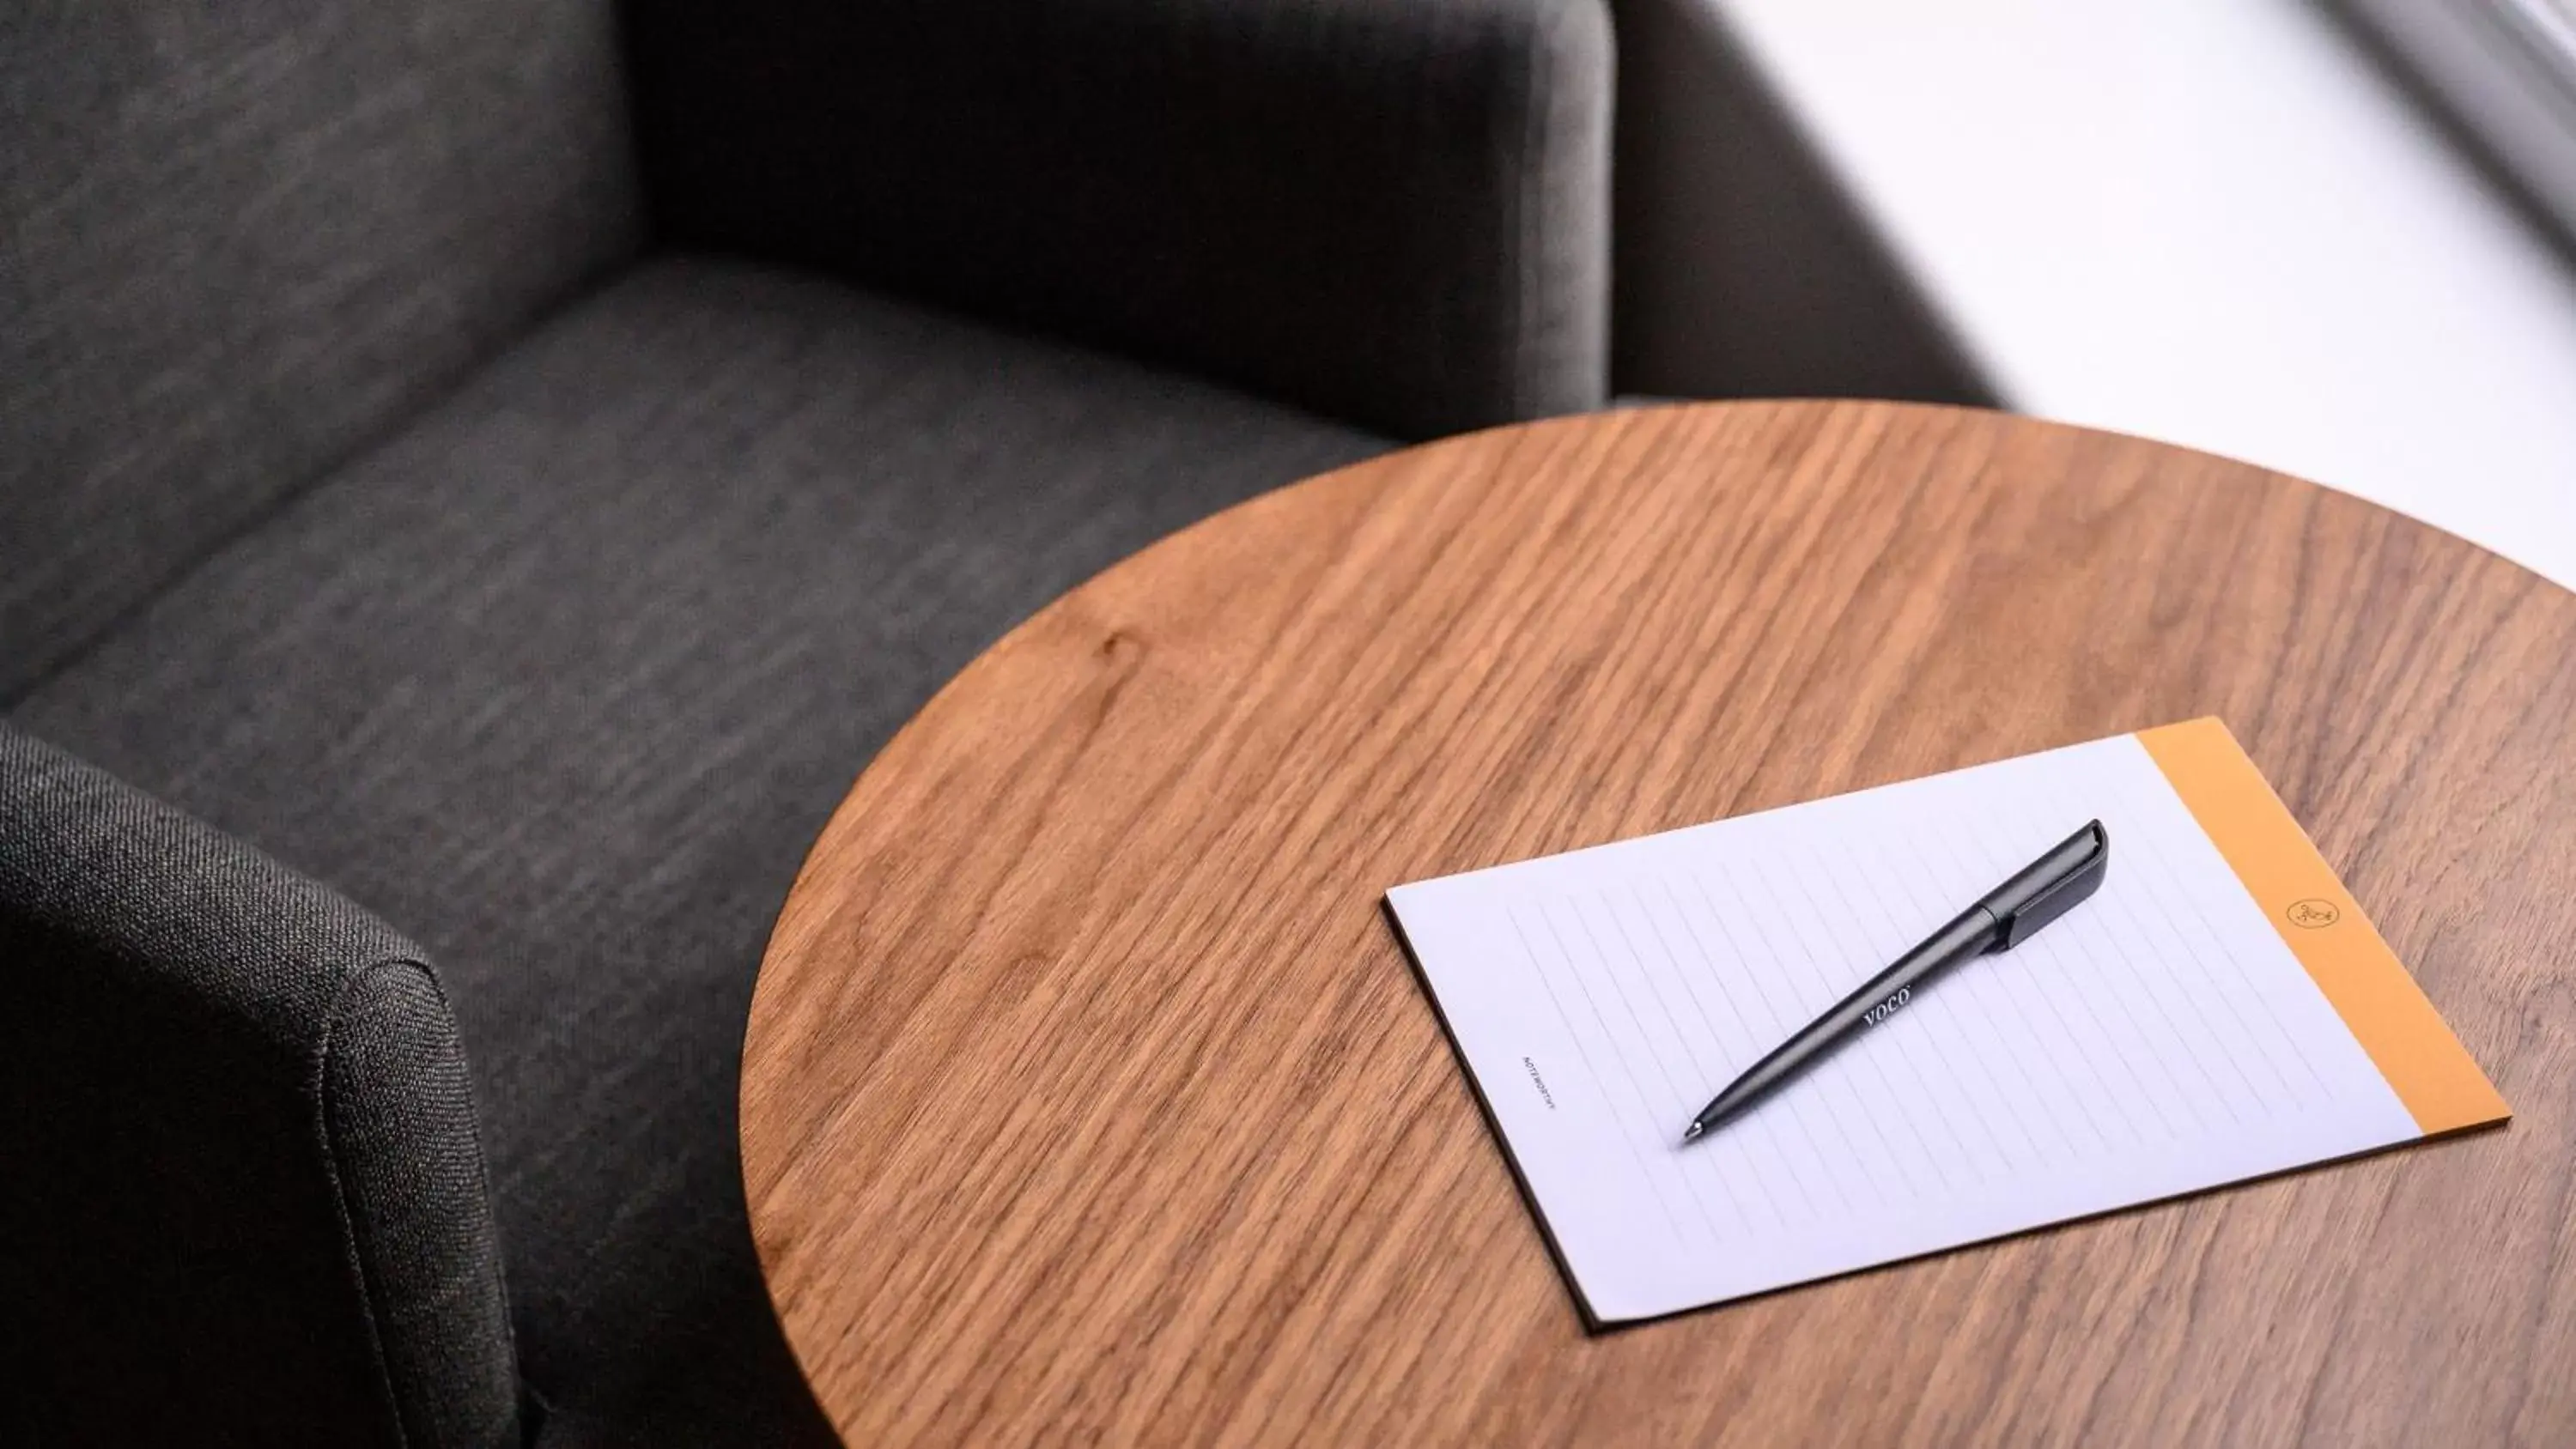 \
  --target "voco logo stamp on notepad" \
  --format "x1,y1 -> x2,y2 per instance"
2287,899 -> 2341,929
